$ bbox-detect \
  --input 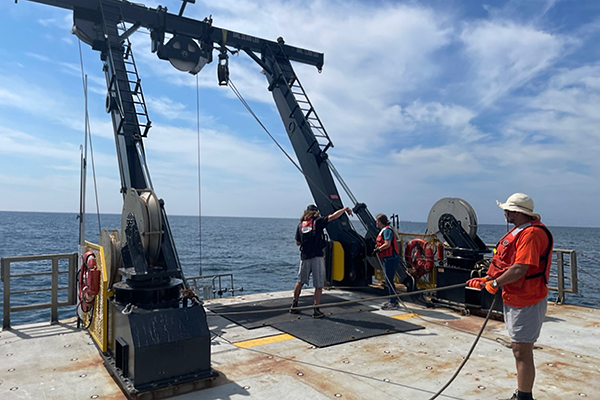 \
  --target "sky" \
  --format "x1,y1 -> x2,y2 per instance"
1,0 -> 599,228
